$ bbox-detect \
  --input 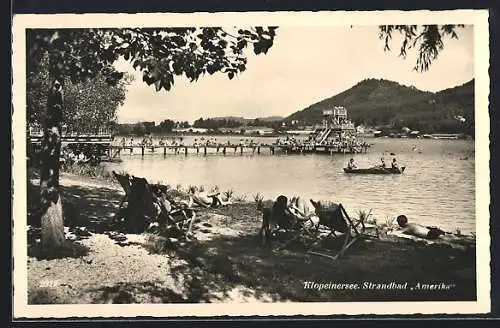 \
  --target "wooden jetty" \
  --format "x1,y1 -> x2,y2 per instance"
108,143 -> 368,158
29,126 -> 113,145
27,123 -> 369,159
